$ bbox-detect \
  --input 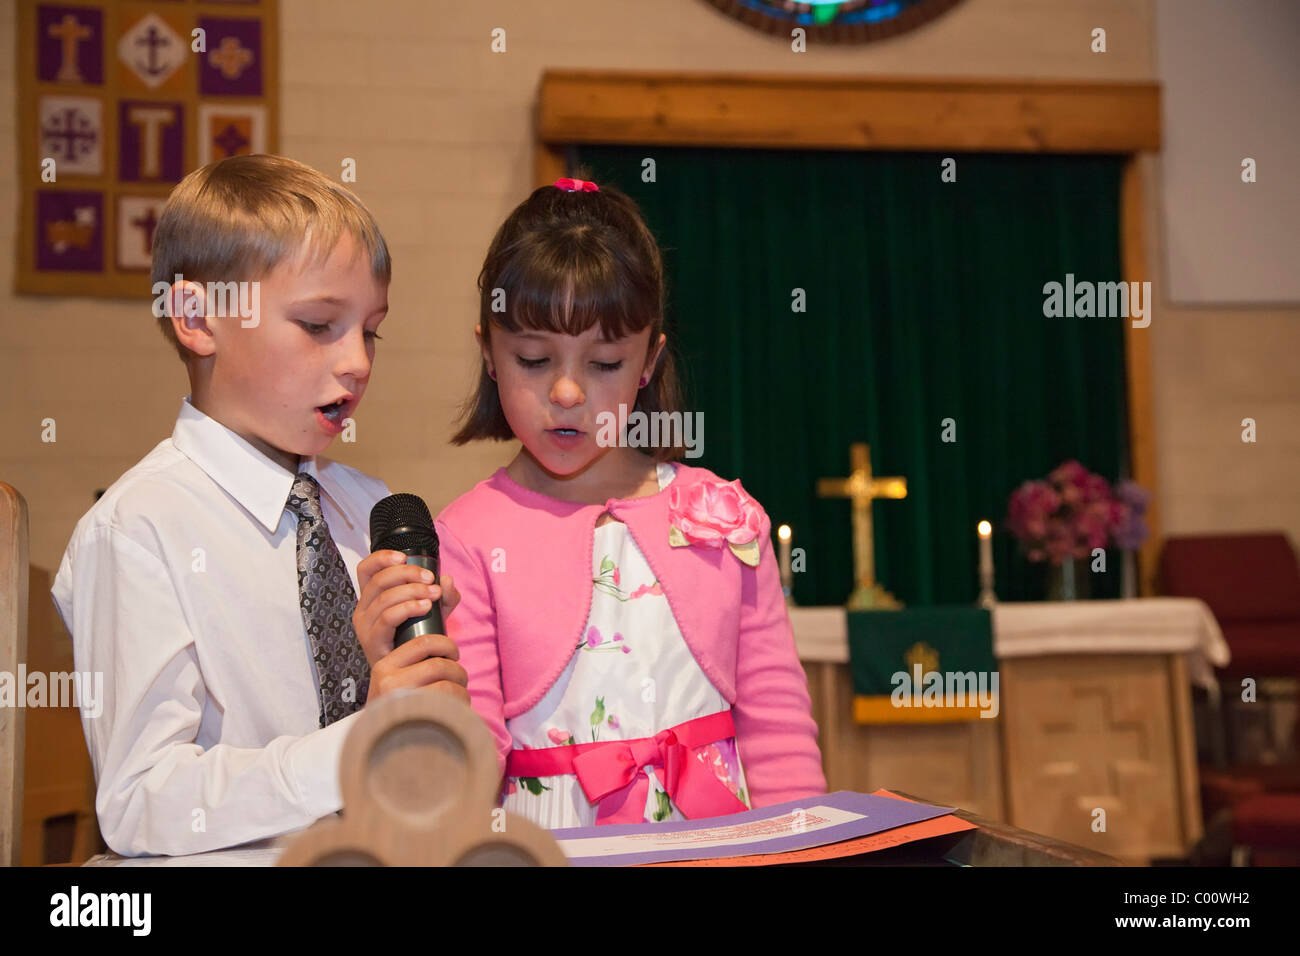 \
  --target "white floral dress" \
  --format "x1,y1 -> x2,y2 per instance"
500,462 -> 751,829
